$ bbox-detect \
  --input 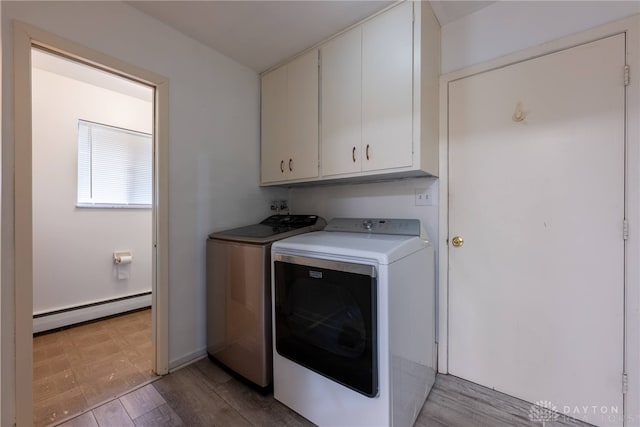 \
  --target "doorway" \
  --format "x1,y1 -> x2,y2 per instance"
12,23 -> 169,426
447,34 -> 625,426
31,47 -> 156,426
